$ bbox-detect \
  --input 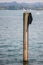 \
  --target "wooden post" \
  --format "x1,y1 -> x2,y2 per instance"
23,62 -> 28,65
23,11 -> 29,62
